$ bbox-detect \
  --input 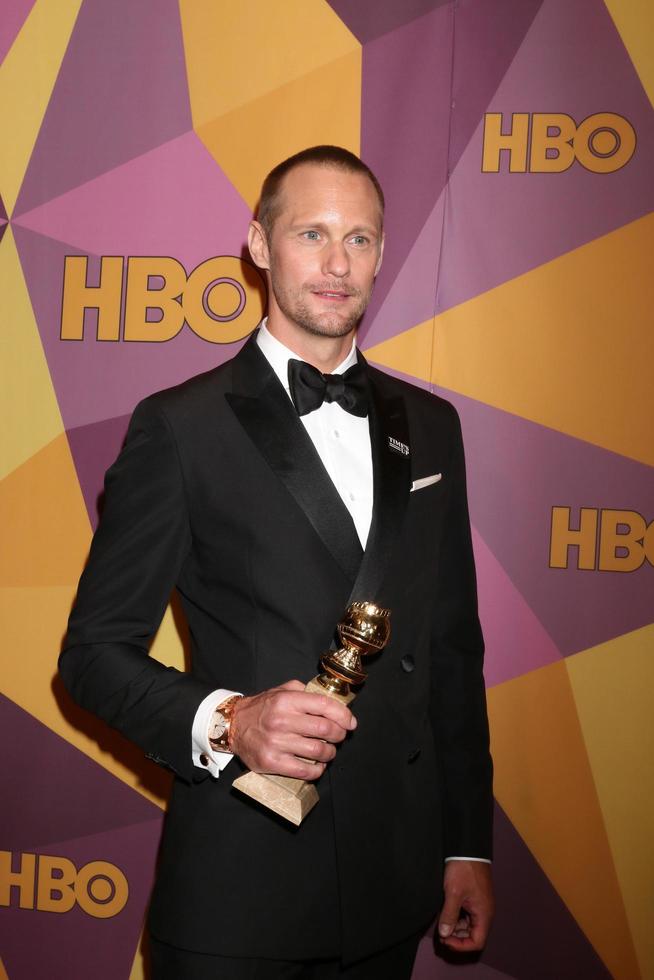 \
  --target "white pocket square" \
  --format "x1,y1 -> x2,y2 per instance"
410,473 -> 442,492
